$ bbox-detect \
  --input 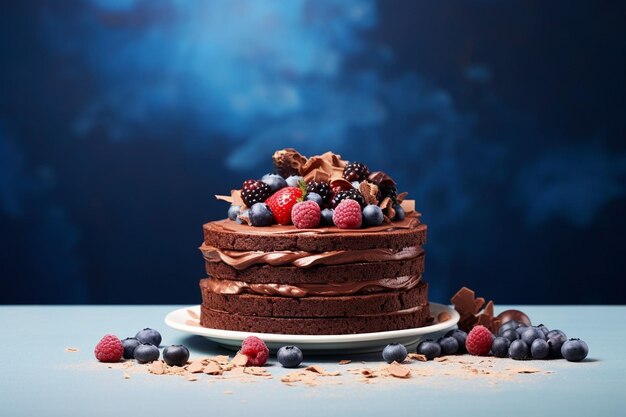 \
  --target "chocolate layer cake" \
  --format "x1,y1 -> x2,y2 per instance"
198,149 -> 432,335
